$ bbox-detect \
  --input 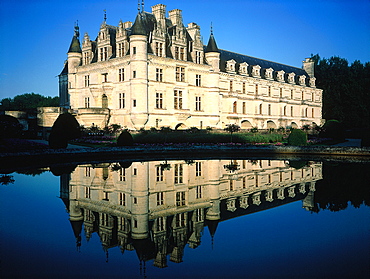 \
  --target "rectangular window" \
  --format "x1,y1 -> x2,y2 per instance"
133,71 -> 136,78
230,80 -> 233,92
175,212 -> 186,227
255,84 -> 258,95
291,89 -> 294,99
196,51 -> 201,64
84,97 -> 90,108
156,92 -> 163,109
85,187 -> 91,199
119,192 -> 125,206
156,217 -> 165,231
291,106 -> 294,116
176,66 -> 185,82
242,82 -> 246,93
133,47 -> 136,54
83,52 -> 90,65
119,168 -> 125,181
84,75 -> 90,87
195,96 -> 201,111
119,68 -> 124,82
242,102 -> 246,114
196,186 -> 202,199
229,180 -> 234,191
156,68 -> 163,82
180,47 -> 185,60
155,42 -> 163,57
118,42 -> 125,57
133,99 -> 137,107
195,74 -> 201,86
195,162 -> 202,176
119,93 -> 125,109
268,86 -> 271,96
268,104 -> 271,115
85,167 -> 91,177
156,166 -> 164,182
156,192 -> 164,206
100,47 -> 108,61
175,47 -> 179,60
174,90 -> 183,109
176,192 -> 186,207
174,164 -> 183,184
280,88 -> 283,98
